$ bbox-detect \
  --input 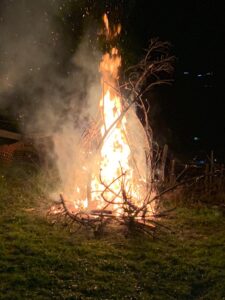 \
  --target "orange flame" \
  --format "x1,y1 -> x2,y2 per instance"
102,13 -> 121,39
88,15 -> 136,214
69,14 -> 155,216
